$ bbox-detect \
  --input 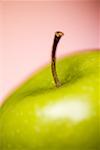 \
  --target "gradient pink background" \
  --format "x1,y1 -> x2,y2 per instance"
0,0 -> 99,104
